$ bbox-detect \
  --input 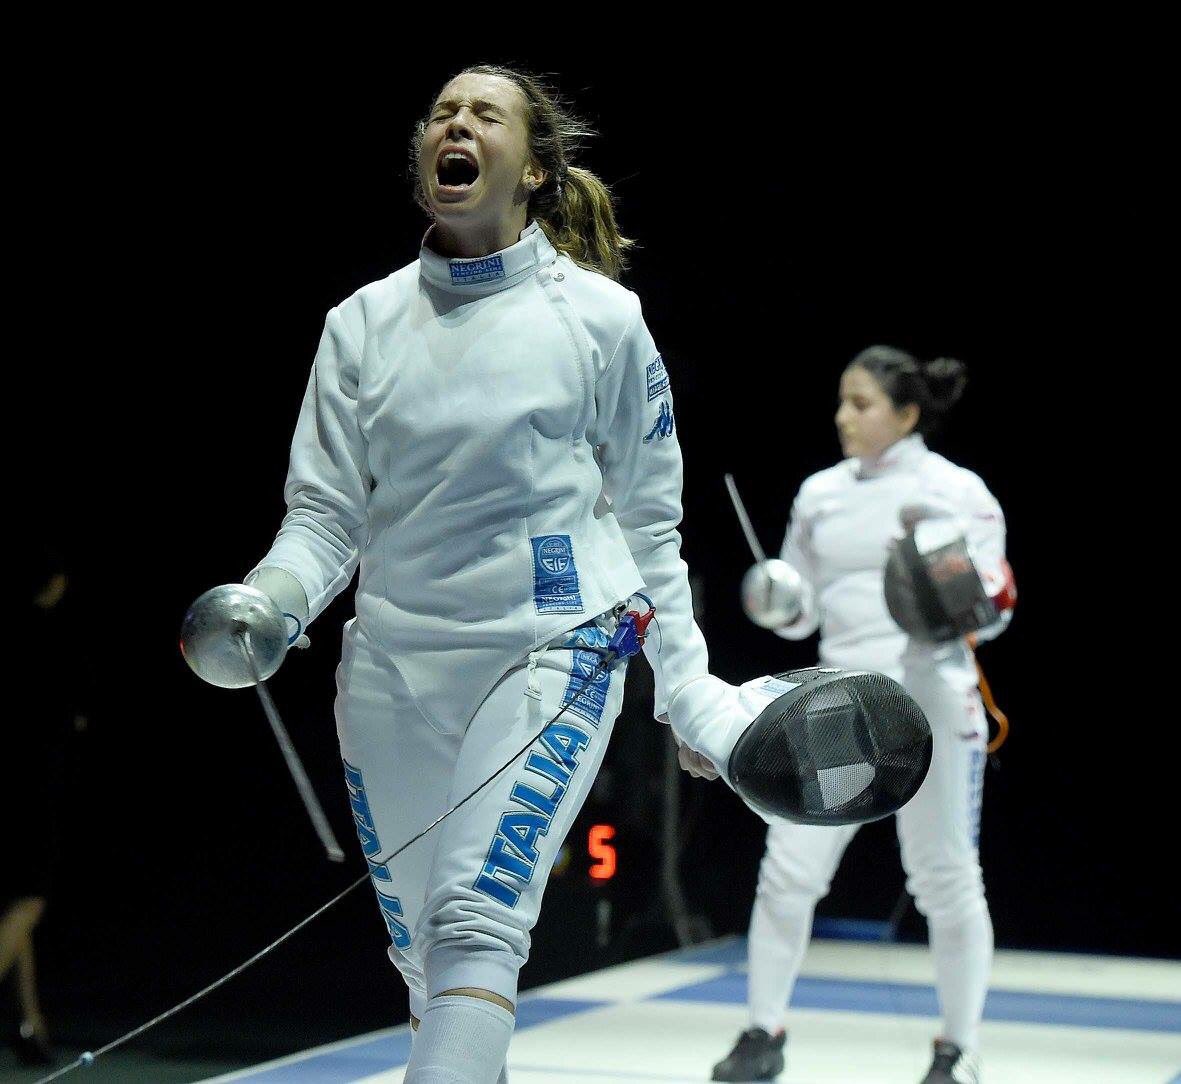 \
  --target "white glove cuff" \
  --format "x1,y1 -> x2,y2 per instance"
246,567 -> 310,646
667,676 -> 744,785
